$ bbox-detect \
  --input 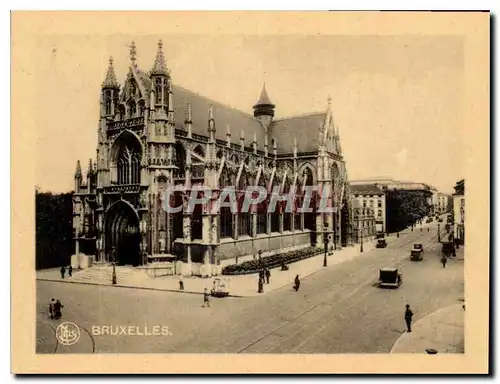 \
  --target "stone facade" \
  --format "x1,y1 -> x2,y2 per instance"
72,40 -> 352,276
